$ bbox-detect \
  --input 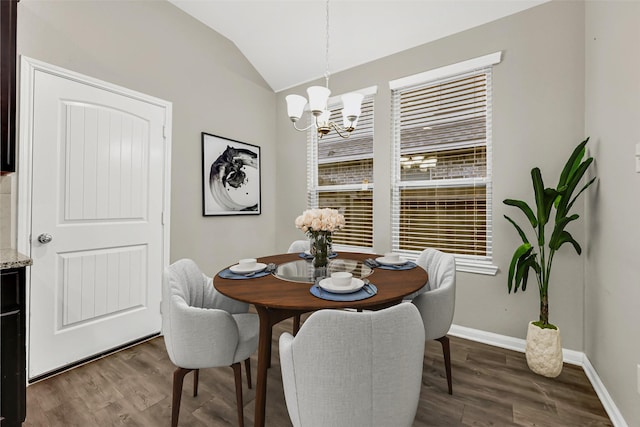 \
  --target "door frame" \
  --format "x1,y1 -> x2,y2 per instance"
17,56 -> 172,380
